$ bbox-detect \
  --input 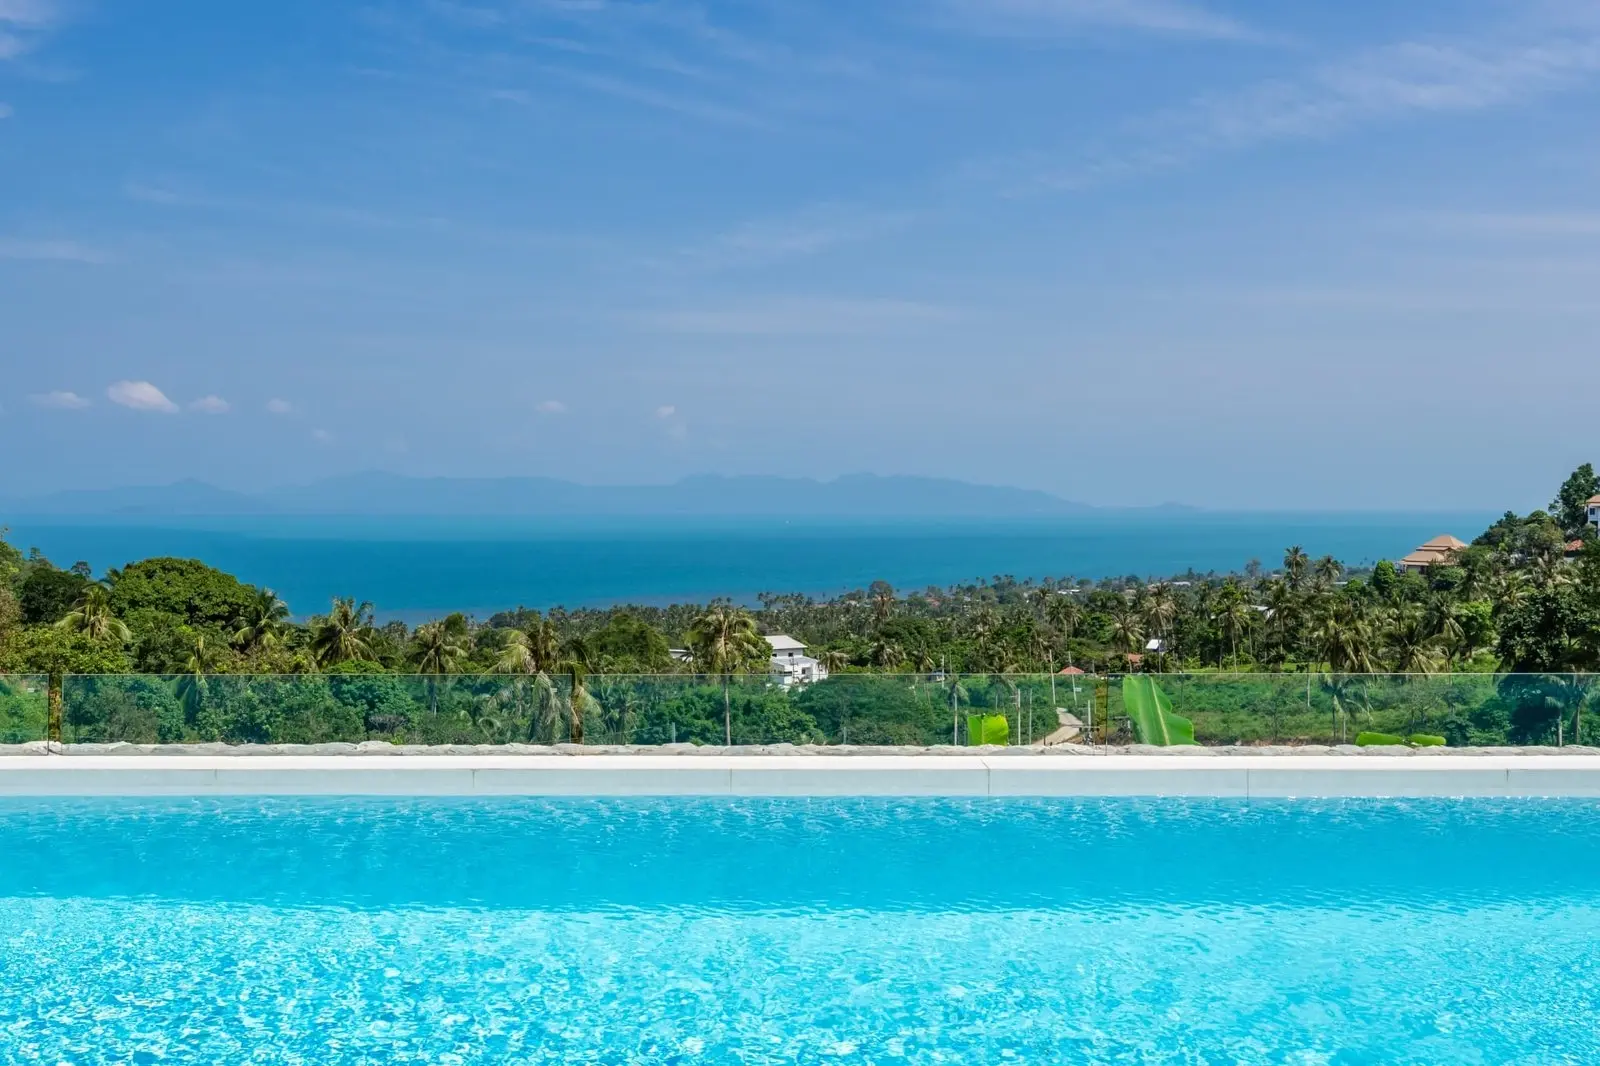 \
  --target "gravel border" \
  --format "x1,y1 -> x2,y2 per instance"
2,742 -> 1596,757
